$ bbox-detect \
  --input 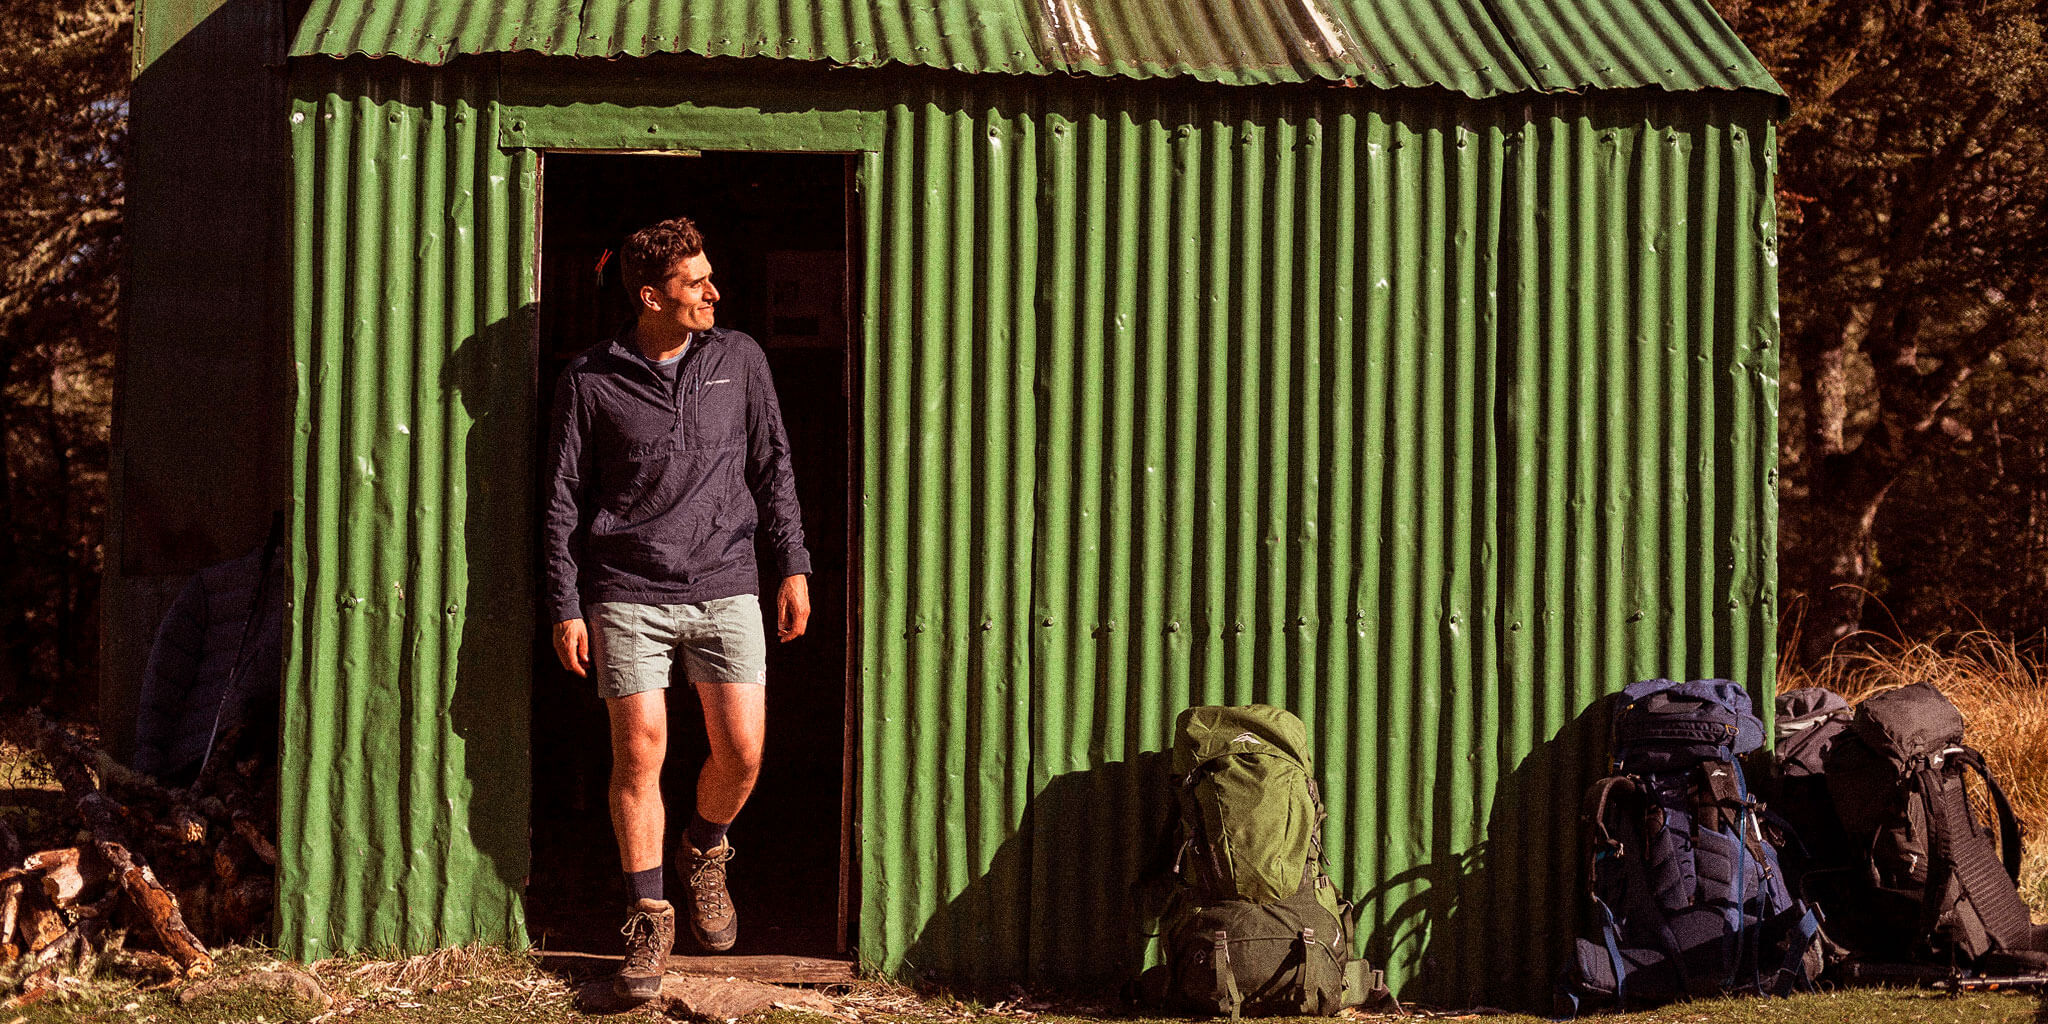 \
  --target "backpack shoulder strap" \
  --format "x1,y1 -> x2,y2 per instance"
1923,754 -> 2034,955
1951,747 -> 2022,884
1581,774 -> 1694,996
